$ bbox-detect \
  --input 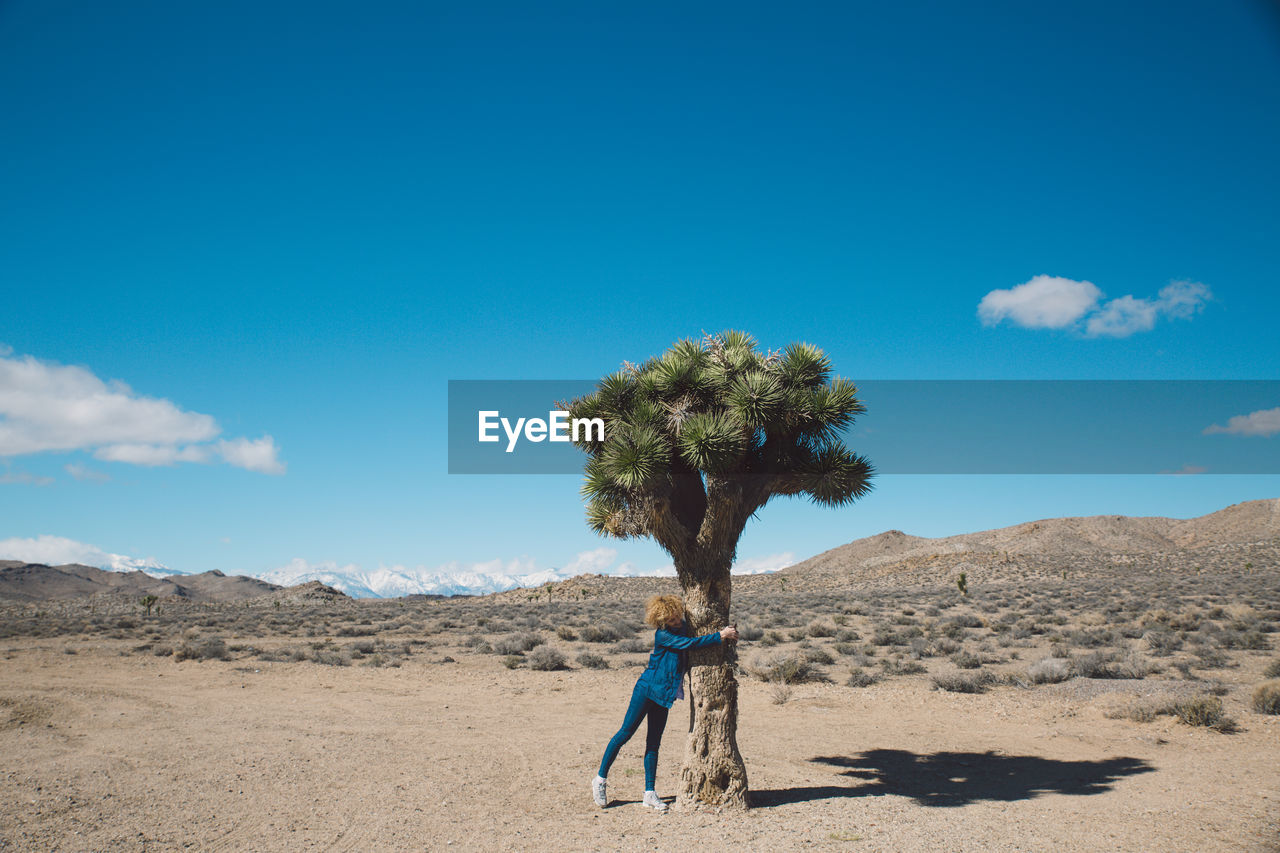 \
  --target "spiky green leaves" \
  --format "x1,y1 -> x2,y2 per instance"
568,330 -> 874,540
800,378 -> 866,441
727,371 -> 785,428
792,443 -> 875,506
678,411 -> 745,473
778,342 -> 832,390
600,425 -> 669,490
